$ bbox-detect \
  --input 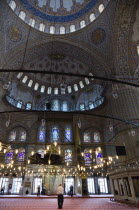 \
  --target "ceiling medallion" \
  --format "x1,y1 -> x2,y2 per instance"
8,25 -> 22,42
48,53 -> 66,60
91,28 -> 106,45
